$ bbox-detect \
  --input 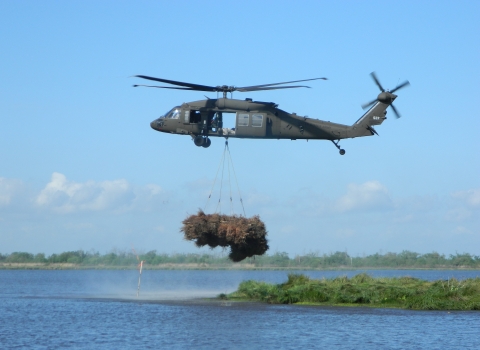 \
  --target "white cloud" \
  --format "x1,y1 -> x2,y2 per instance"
280,225 -> 296,234
130,183 -> 170,212
246,192 -> 273,206
35,172 -> 165,213
445,188 -> 480,221
452,188 -> 480,207
335,228 -> 355,239
0,177 -> 24,206
453,226 -> 472,235
154,225 -> 166,233
446,208 -> 472,221
334,181 -> 392,213
393,214 -> 415,223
